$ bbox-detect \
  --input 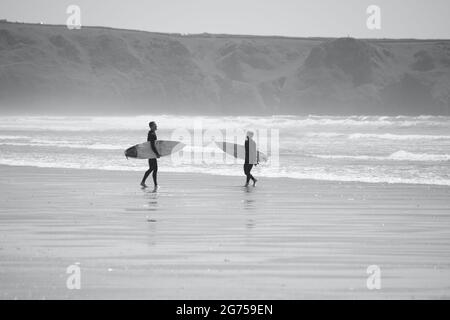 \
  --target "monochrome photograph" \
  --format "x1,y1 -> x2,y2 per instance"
0,0 -> 449,302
